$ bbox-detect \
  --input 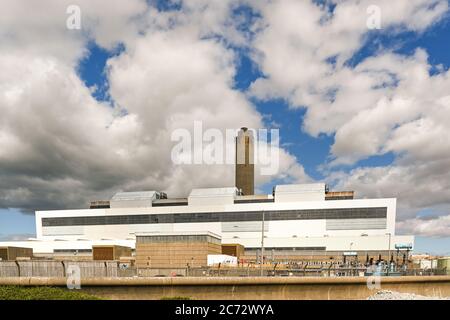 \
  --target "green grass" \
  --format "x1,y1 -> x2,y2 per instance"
0,286 -> 101,300
160,296 -> 192,300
